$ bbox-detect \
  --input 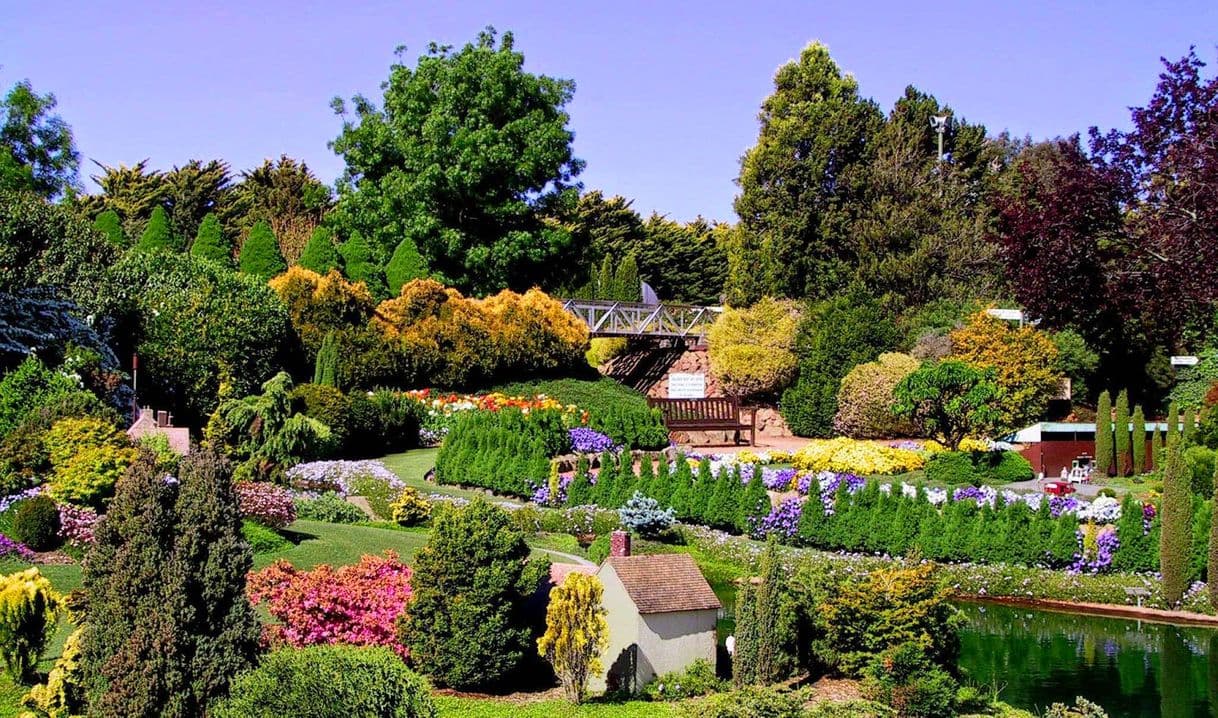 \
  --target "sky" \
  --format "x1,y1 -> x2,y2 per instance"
4,1 -> 1216,222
